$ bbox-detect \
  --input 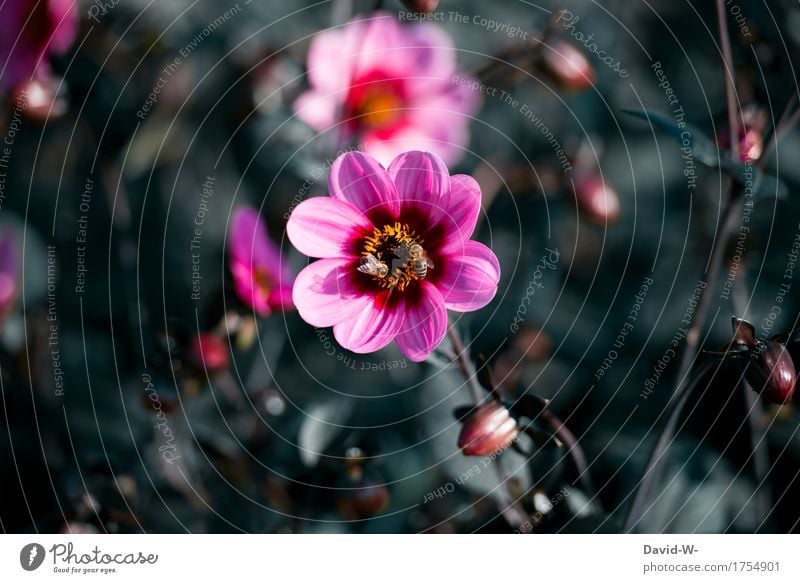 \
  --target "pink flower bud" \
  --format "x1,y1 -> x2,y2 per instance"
458,401 -> 519,457
730,318 -> 796,404
401,0 -> 439,13
738,127 -> 763,164
717,106 -> 767,164
338,477 -> 390,519
747,341 -> 796,405
11,75 -> 67,122
541,40 -> 596,92
189,332 -> 230,375
731,317 -> 756,348
717,126 -> 763,164
573,176 -> 620,224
